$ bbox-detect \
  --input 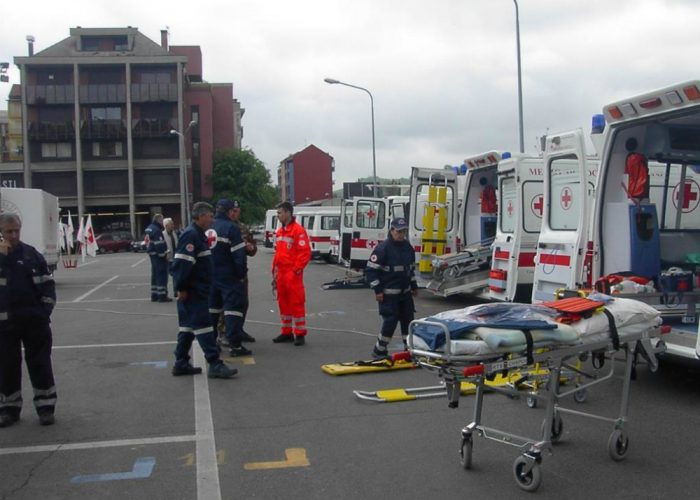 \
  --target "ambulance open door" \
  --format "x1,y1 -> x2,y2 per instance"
489,167 -> 518,301
532,130 -> 589,302
345,196 -> 389,270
